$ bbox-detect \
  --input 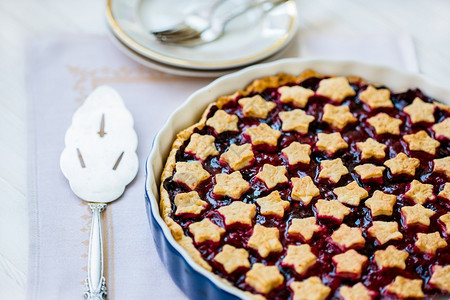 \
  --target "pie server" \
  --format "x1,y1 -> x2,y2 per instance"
60,86 -> 139,299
